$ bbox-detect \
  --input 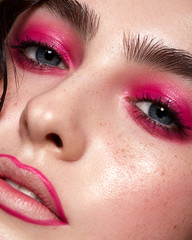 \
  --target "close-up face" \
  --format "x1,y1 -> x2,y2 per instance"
1,0 -> 192,239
